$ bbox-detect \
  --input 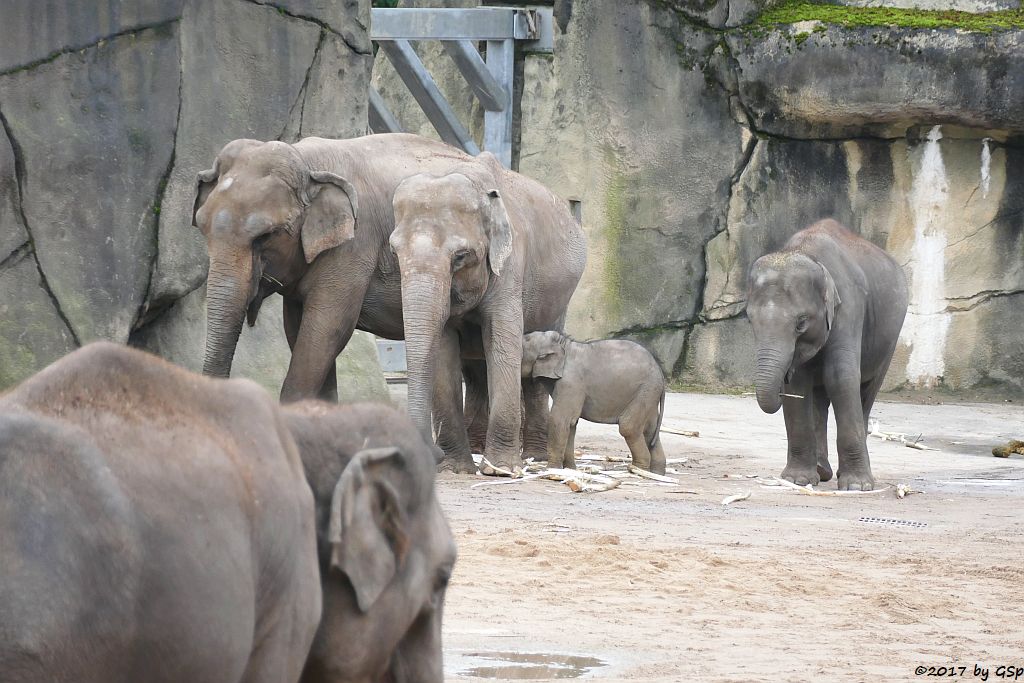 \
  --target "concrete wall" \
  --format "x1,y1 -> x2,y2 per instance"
373,0 -> 1024,398
0,0 -> 388,400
